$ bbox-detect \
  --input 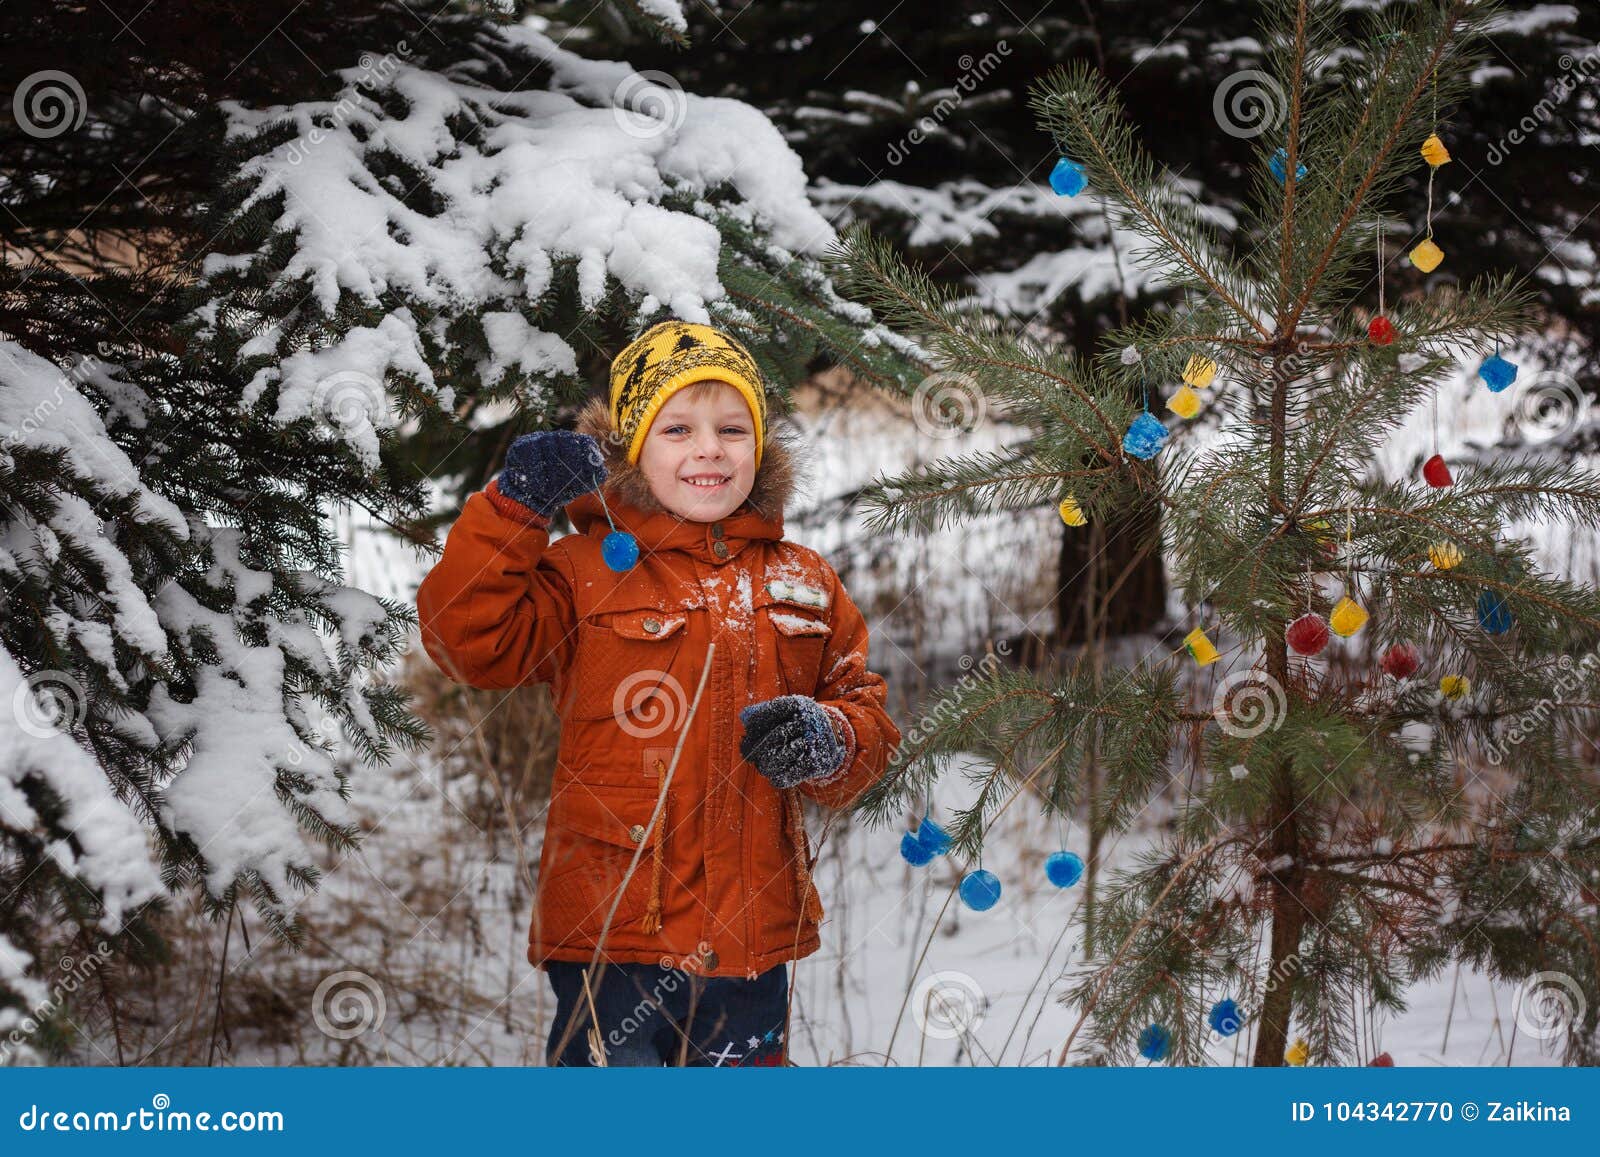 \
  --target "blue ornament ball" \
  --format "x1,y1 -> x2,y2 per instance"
1477,590 -> 1514,634
900,831 -> 934,866
602,530 -> 639,571
915,818 -> 953,856
1122,411 -> 1169,460
1269,147 -> 1308,184
1478,353 -> 1518,393
1045,850 -> 1085,888
959,869 -> 1002,912
1049,156 -> 1087,197
1138,1023 -> 1172,1061
1208,998 -> 1242,1037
